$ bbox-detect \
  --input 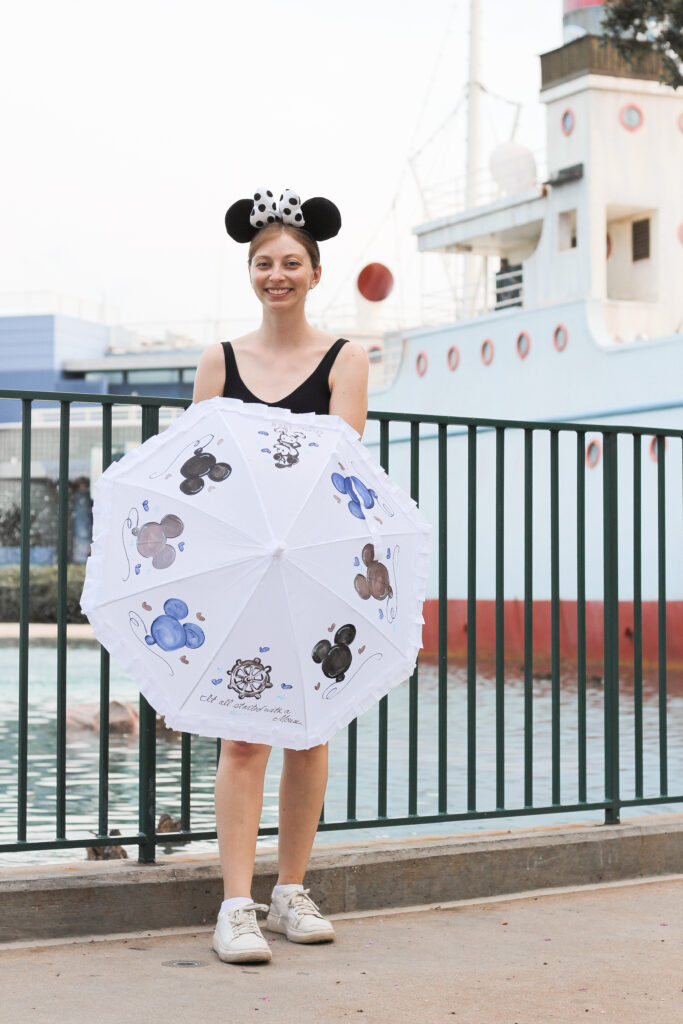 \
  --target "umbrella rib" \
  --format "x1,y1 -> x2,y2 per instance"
217,405 -> 277,542
277,563 -> 314,737
281,441 -> 341,546
284,558 -> 413,666
90,551 -> 267,612
285,523 -> 419,555
113,478 -> 265,550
